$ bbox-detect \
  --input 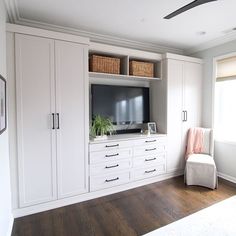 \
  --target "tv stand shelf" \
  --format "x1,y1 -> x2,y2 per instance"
89,133 -> 166,143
